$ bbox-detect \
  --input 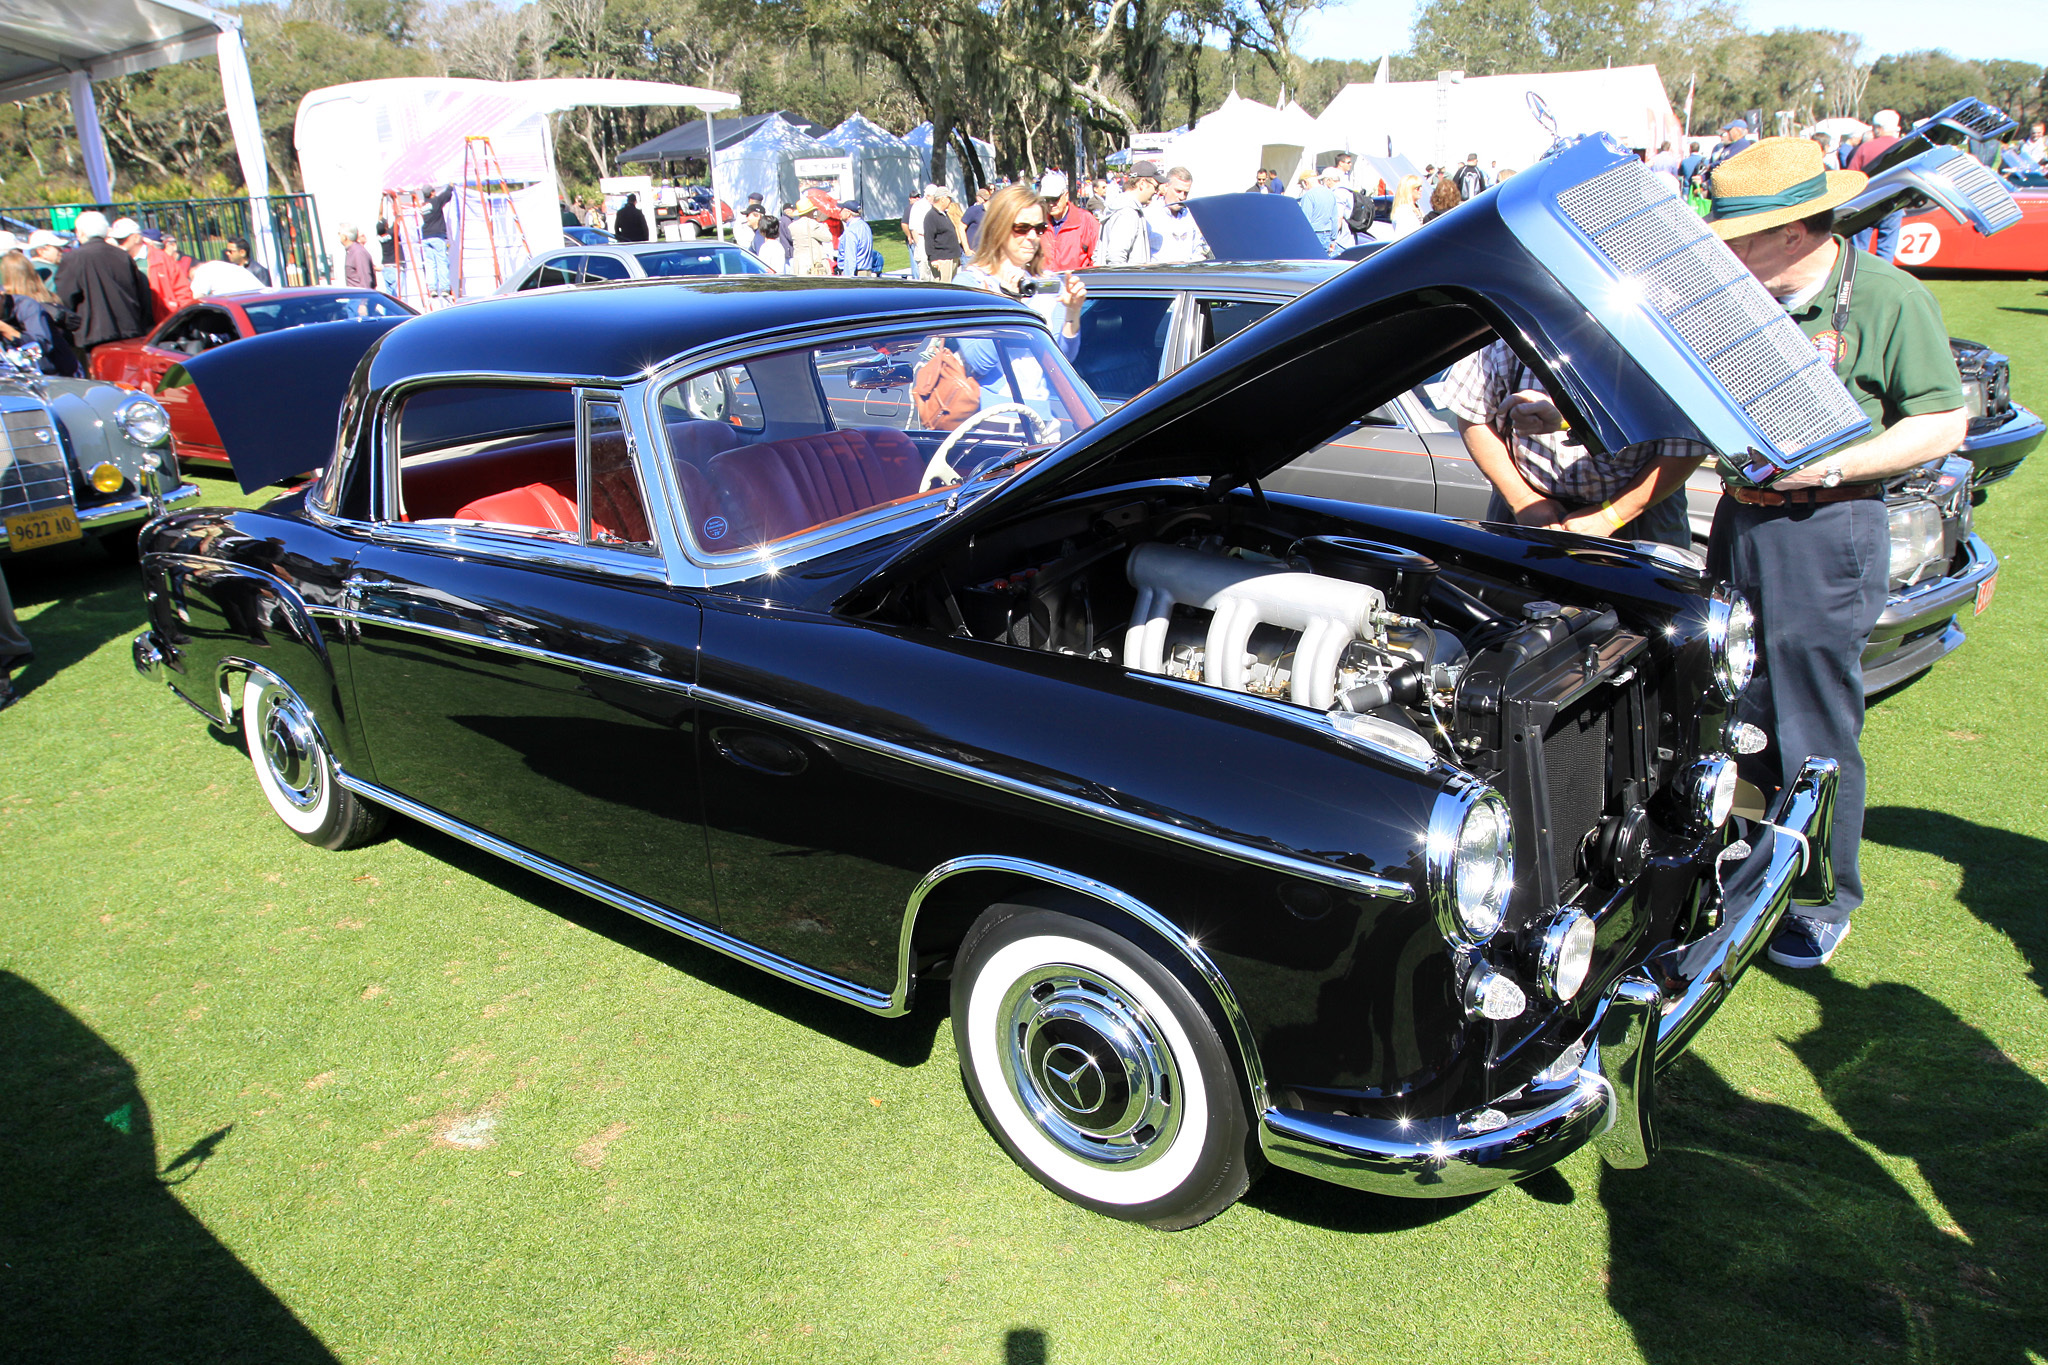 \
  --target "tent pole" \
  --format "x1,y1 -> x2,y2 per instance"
67,71 -> 114,202
704,111 -> 726,241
